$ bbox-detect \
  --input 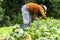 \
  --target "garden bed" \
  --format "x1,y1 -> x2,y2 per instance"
0,18 -> 60,40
